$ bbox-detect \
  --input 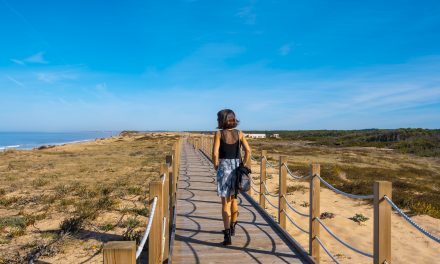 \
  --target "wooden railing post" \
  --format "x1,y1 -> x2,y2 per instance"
309,164 -> 320,263
161,162 -> 170,262
173,143 -> 179,193
374,181 -> 392,264
259,150 -> 267,208
201,137 -> 204,154
279,156 -> 287,228
195,138 -> 200,150
210,138 -> 214,160
103,241 -> 136,264
205,137 -> 208,155
247,154 -> 253,196
167,155 -> 175,208
149,181 -> 163,264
